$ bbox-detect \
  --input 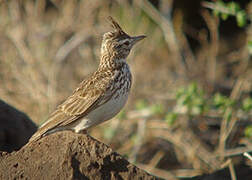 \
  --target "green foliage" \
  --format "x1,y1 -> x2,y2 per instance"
165,112 -> 178,127
224,108 -> 233,122
174,83 -> 251,136
135,99 -> 165,115
131,134 -> 141,145
135,99 -> 148,110
176,83 -> 207,115
103,126 -> 117,140
133,82 -> 252,144
244,125 -> 252,138
134,83 -> 251,133
242,97 -> 252,112
122,154 -> 129,159
211,1 -> 249,27
248,41 -> 252,55
213,93 -> 235,113
228,1 -> 241,14
205,0 -> 251,126
236,10 -> 247,27
117,110 -> 126,120
213,93 -> 236,122
151,104 -> 165,115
